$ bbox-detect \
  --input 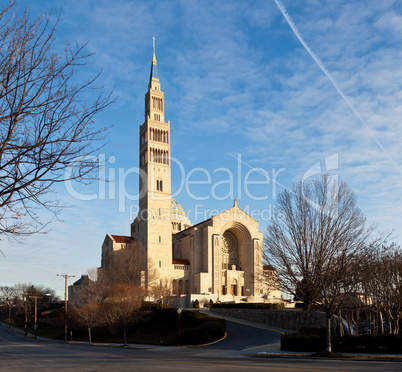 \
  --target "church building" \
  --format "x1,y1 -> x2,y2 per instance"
101,40 -> 280,304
